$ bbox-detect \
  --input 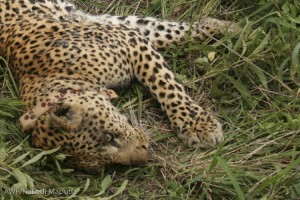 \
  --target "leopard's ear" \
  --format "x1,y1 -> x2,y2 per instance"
99,89 -> 118,99
19,102 -> 53,131
49,103 -> 83,131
